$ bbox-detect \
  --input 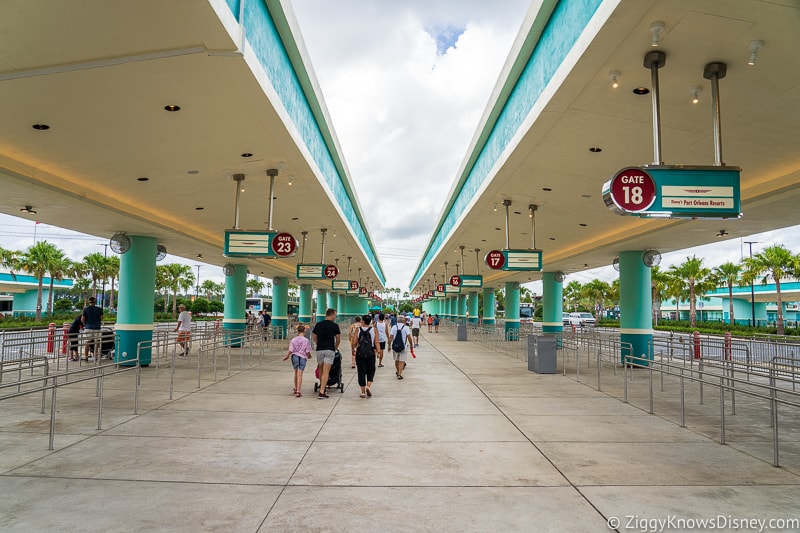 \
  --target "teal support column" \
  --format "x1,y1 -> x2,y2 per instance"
348,295 -> 365,316
482,288 -> 496,325
327,291 -> 336,312
272,276 -> 289,337
298,284 -> 313,323
619,251 -> 653,366
445,297 -> 452,321
467,292 -> 479,324
505,282 -> 520,340
223,264 -> 247,347
542,272 -> 564,335
337,293 -> 347,319
116,236 -> 156,366
316,289 -> 327,322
